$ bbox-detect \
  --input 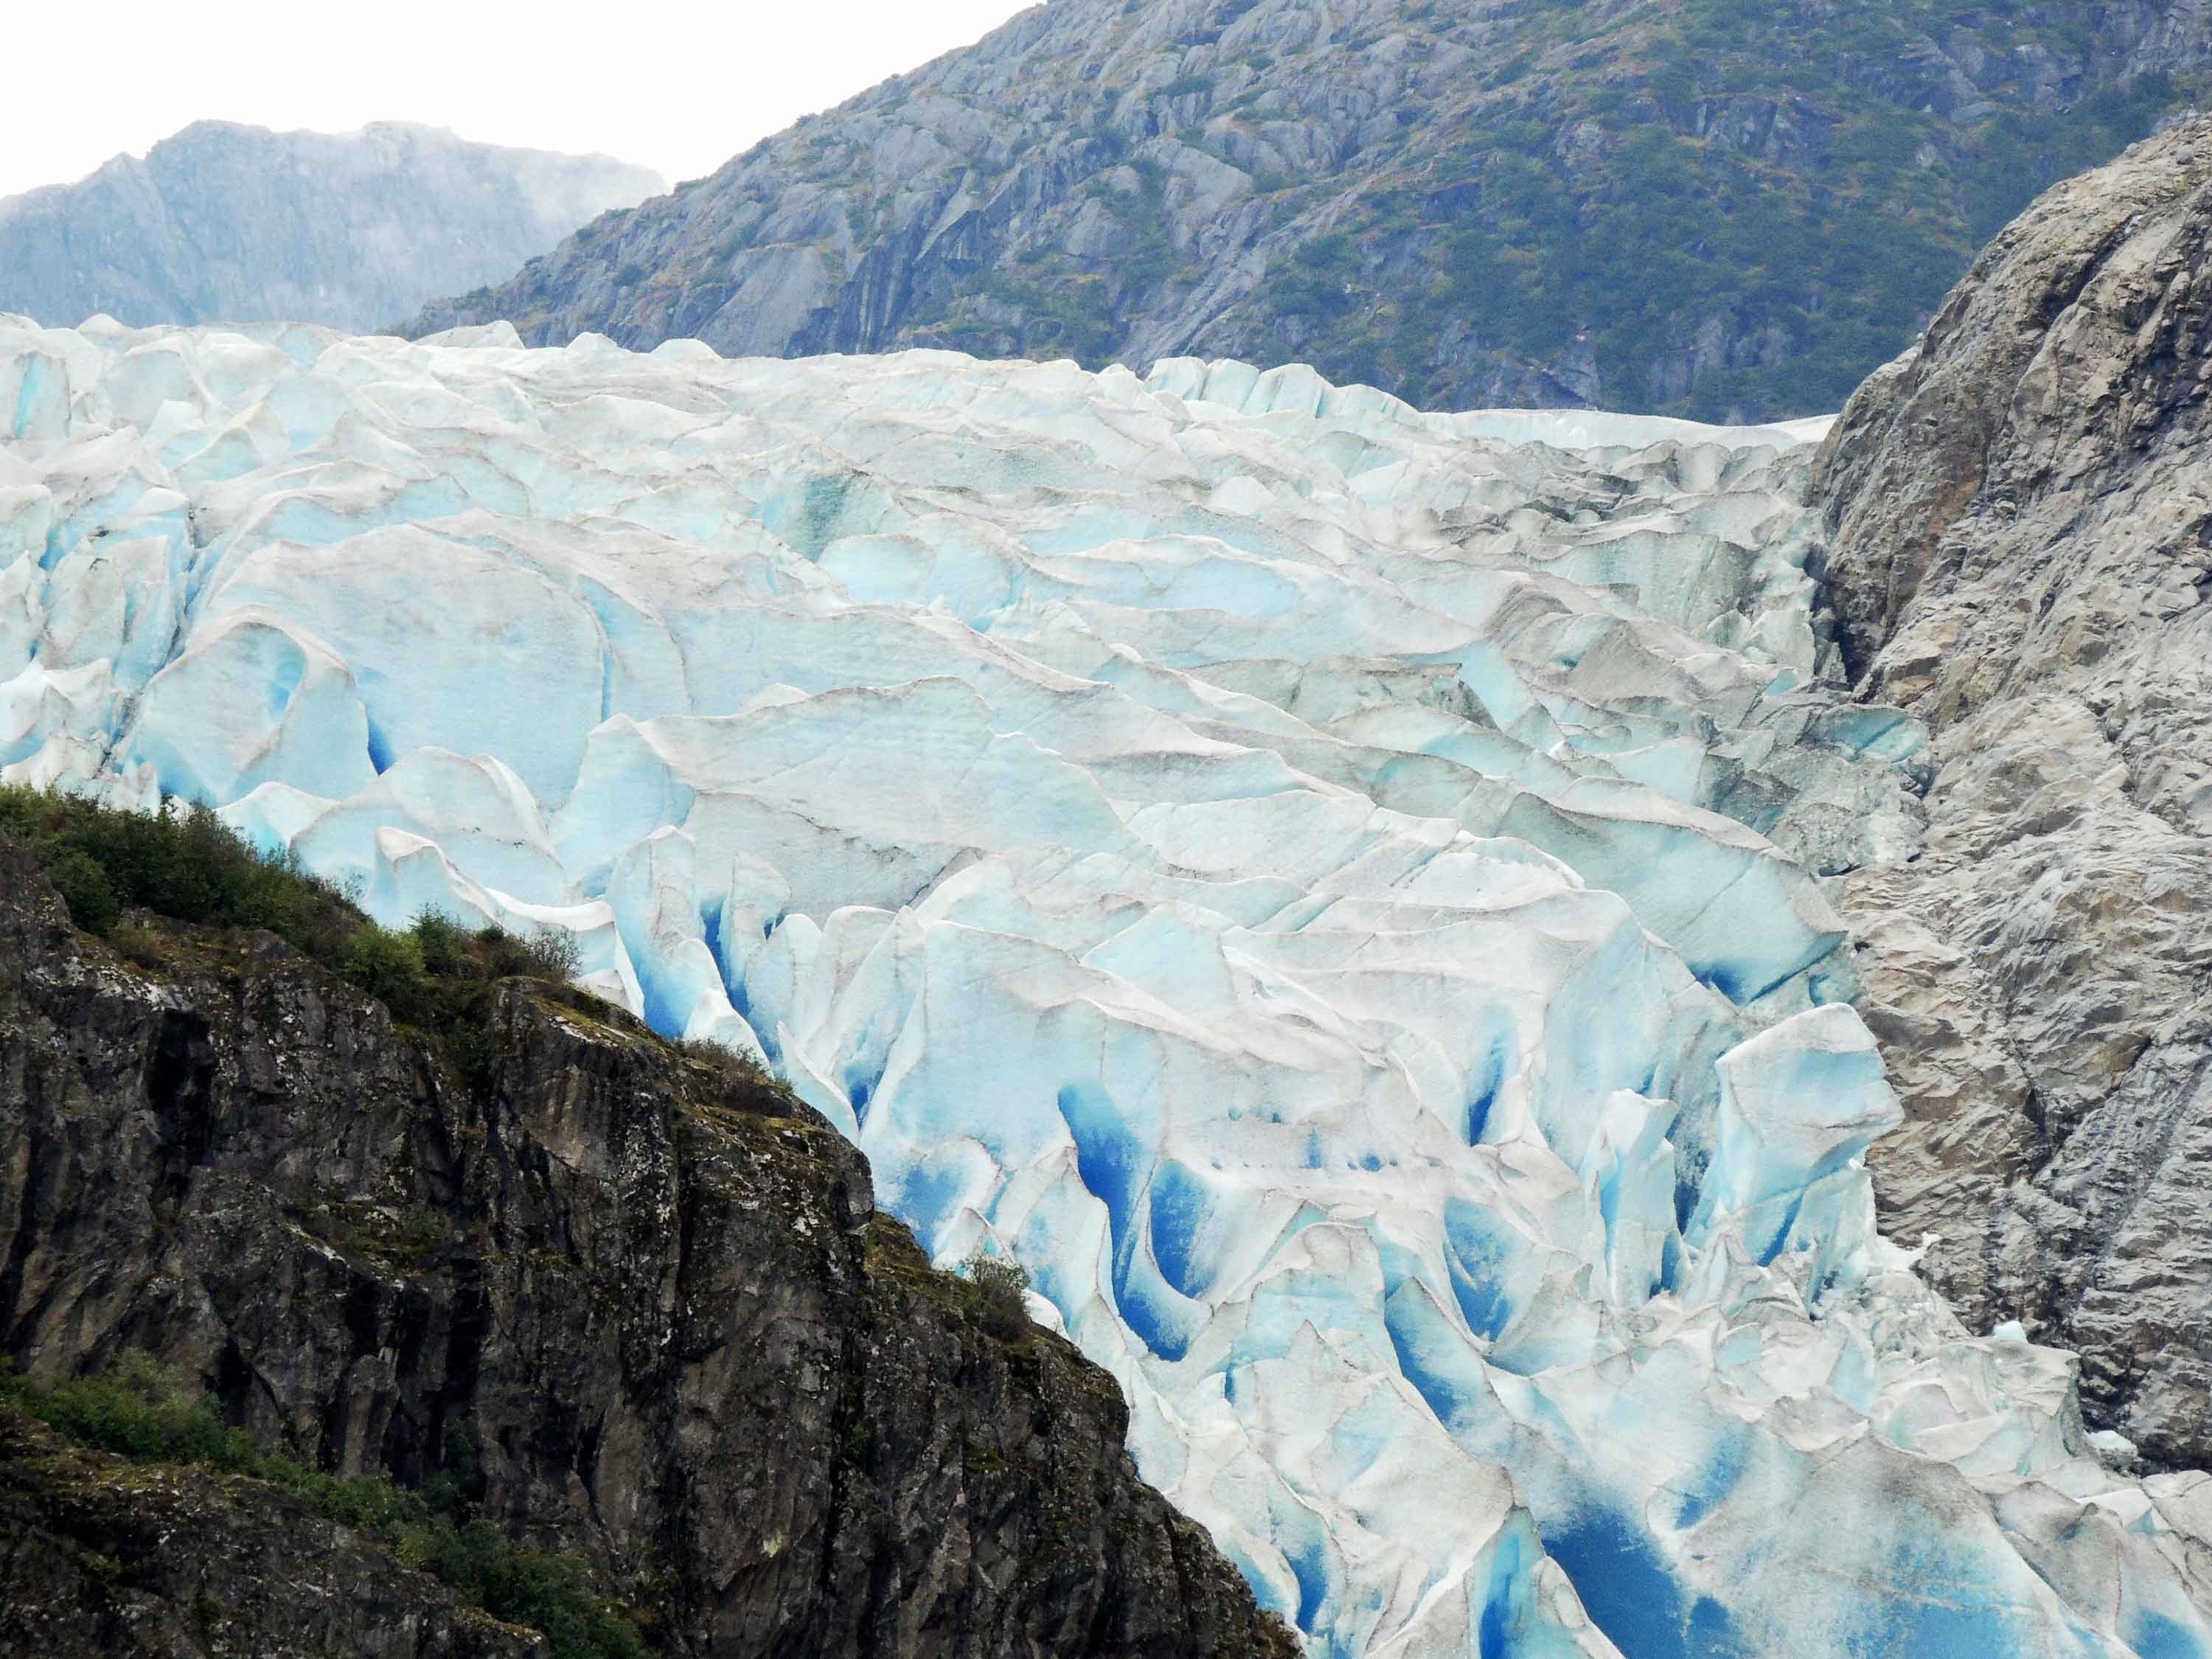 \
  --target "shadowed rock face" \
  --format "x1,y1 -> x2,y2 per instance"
0,847 -> 1295,1659
0,121 -> 662,333
1815,114 -> 2212,1472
